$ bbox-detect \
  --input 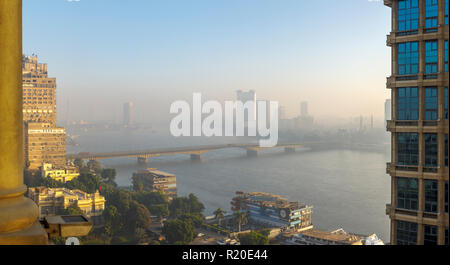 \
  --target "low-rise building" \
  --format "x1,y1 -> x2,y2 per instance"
132,168 -> 177,197
283,228 -> 384,245
231,191 -> 313,231
28,187 -> 106,226
41,163 -> 80,183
